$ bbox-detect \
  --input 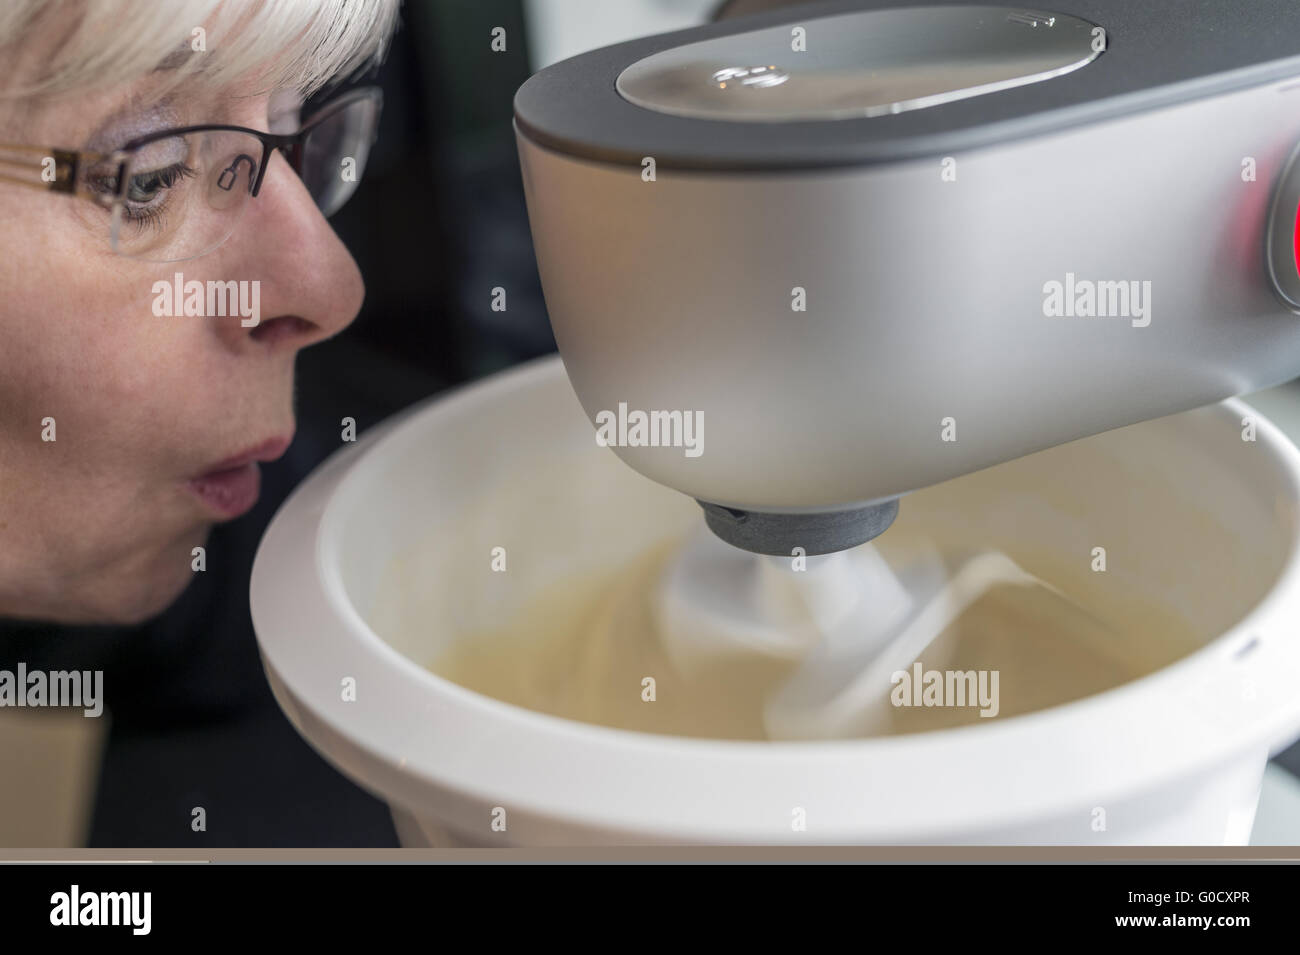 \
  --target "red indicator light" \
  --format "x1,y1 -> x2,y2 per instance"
1294,200 -> 1300,278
